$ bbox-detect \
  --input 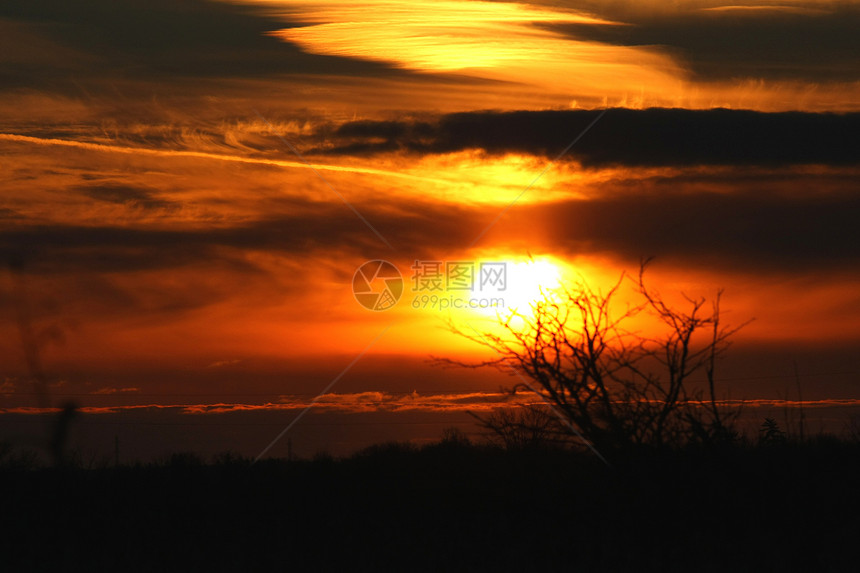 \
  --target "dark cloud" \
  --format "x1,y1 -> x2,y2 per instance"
2,168 -> 858,281
0,200 -> 478,276
3,0 -> 856,111
518,187 -> 860,272
0,0 -> 410,91
74,184 -> 174,211
543,1 -> 860,83
0,221 -> 320,275
319,108 -> 860,167
335,120 -> 436,140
